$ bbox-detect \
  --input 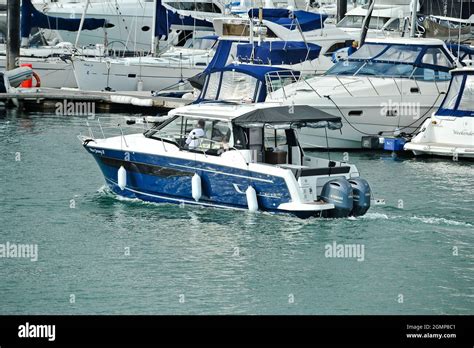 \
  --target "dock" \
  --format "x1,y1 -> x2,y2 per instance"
0,87 -> 193,114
